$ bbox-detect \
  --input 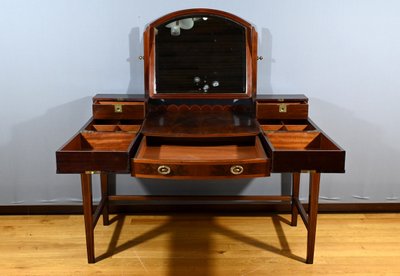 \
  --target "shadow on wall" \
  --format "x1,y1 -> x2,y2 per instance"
258,28 -> 274,94
0,97 -> 97,205
127,27 -> 144,94
310,98 -> 400,203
